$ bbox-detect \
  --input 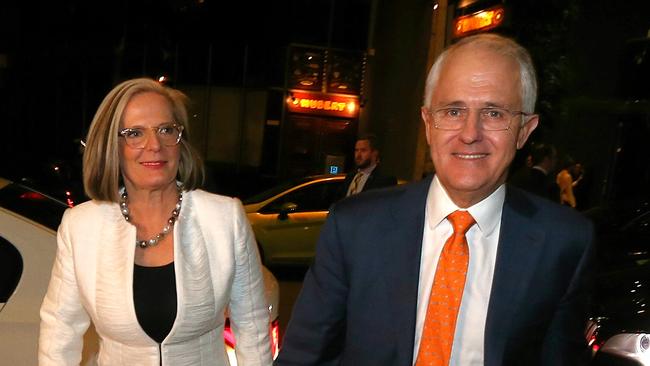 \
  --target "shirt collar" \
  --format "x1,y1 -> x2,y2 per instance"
358,163 -> 377,175
531,165 -> 548,175
427,175 -> 505,237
